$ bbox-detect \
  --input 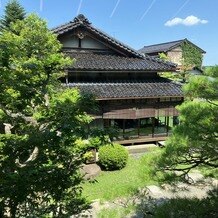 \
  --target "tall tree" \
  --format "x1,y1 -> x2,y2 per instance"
156,66 -> 218,181
0,14 -> 92,217
0,0 -> 25,32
